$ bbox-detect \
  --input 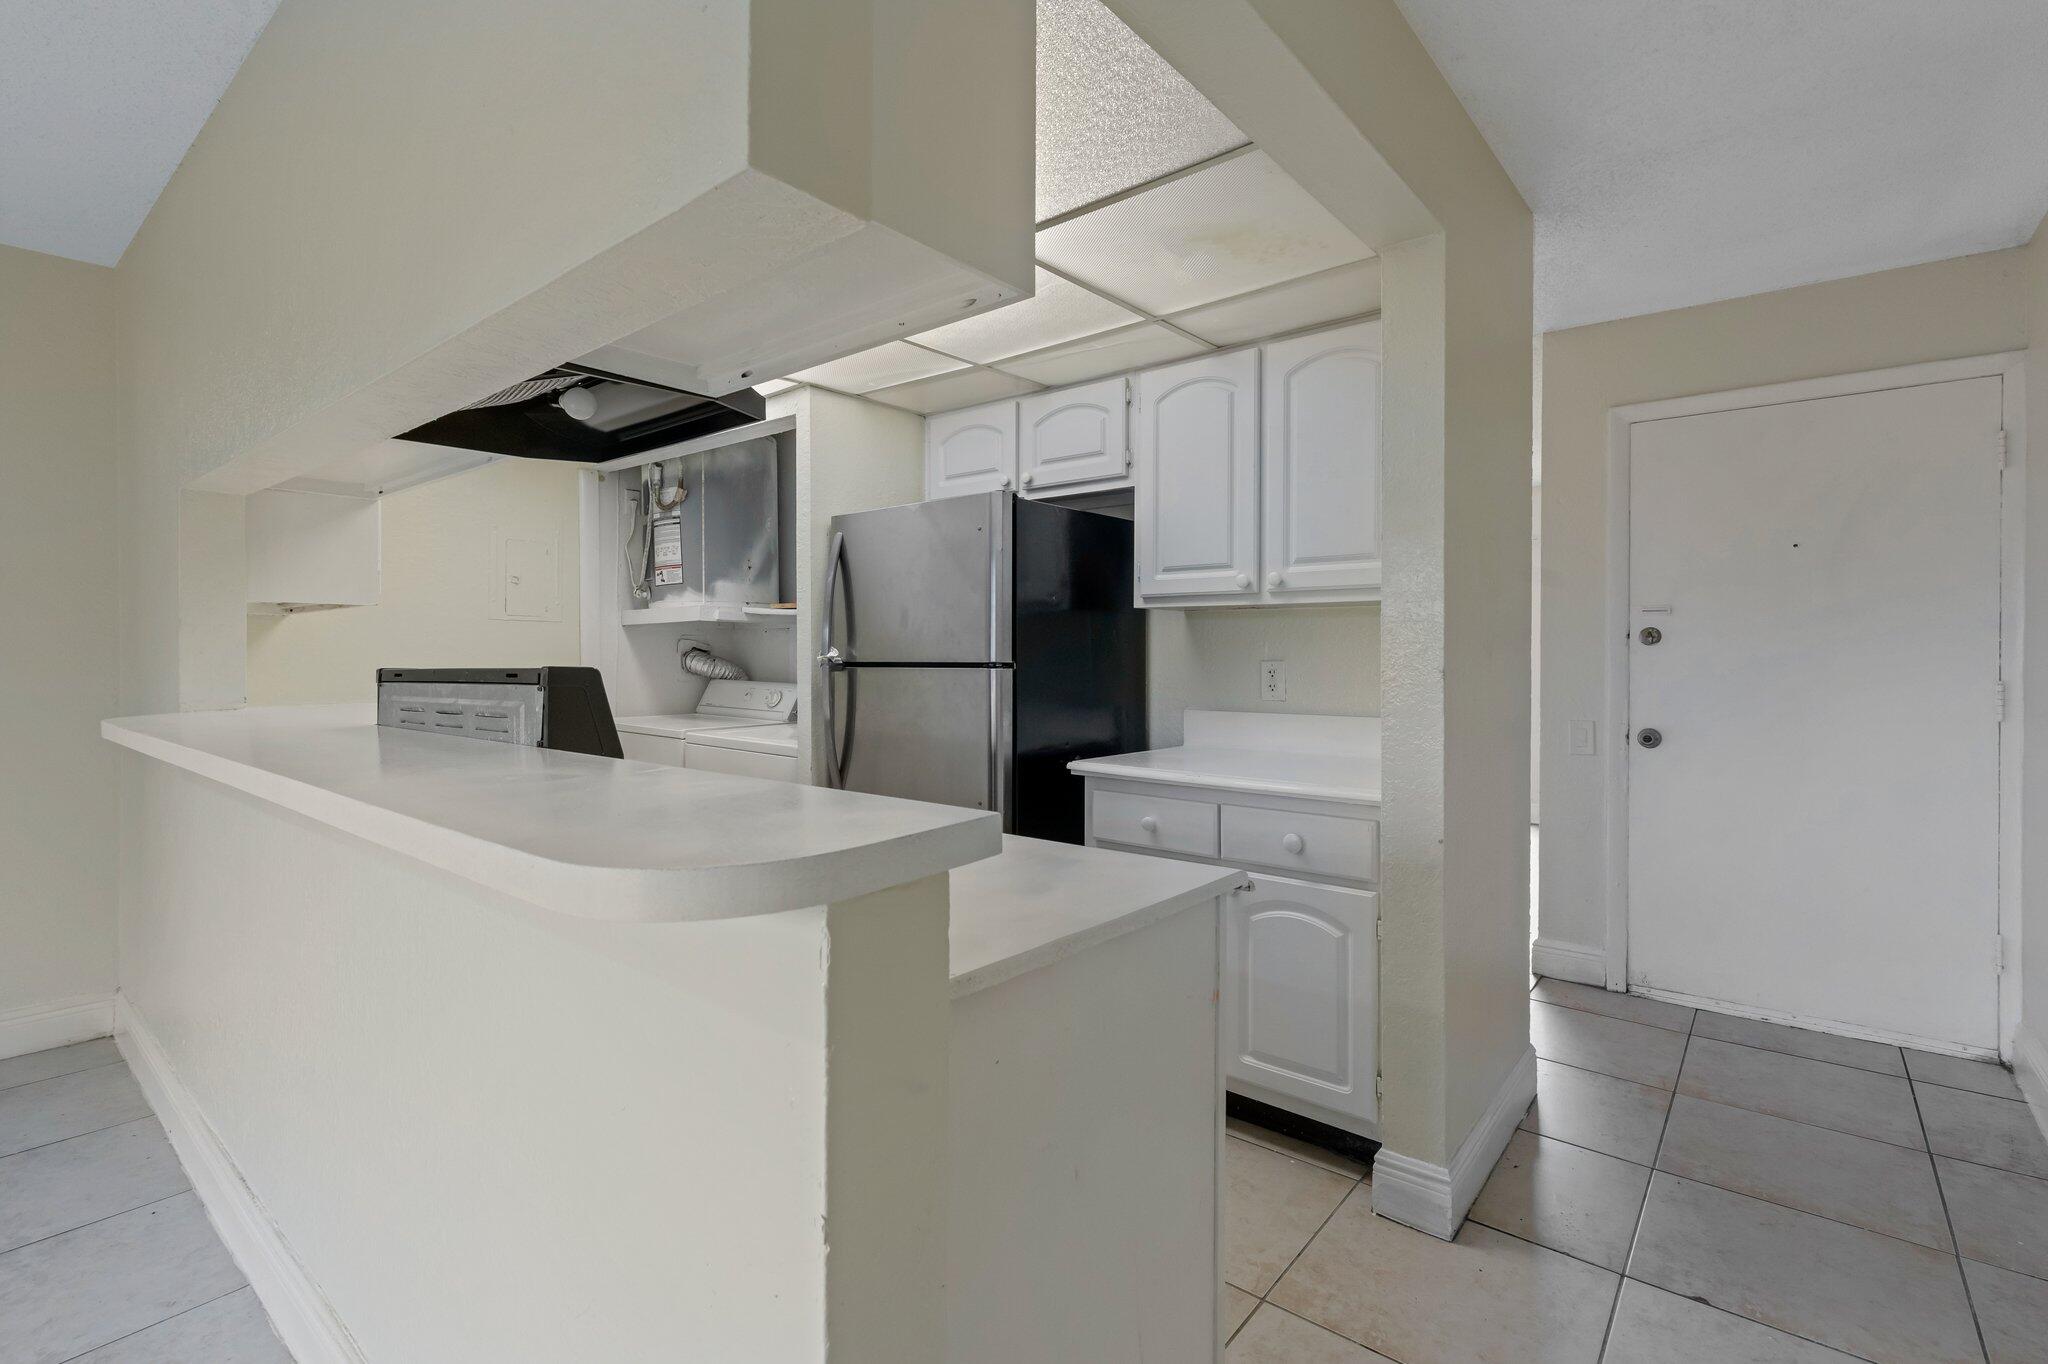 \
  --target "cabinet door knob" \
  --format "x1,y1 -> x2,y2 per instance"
1281,832 -> 1305,854
999,475 -> 1012,489
1139,816 -> 1159,833
1267,571 -> 1283,589
1234,572 -> 1252,590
